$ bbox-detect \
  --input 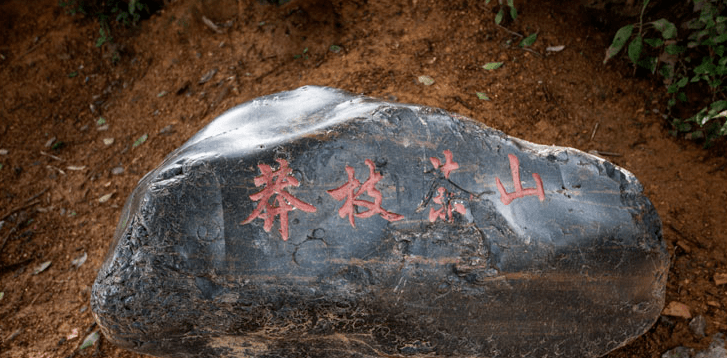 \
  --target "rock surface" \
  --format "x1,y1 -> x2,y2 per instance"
91,86 -> 669,358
